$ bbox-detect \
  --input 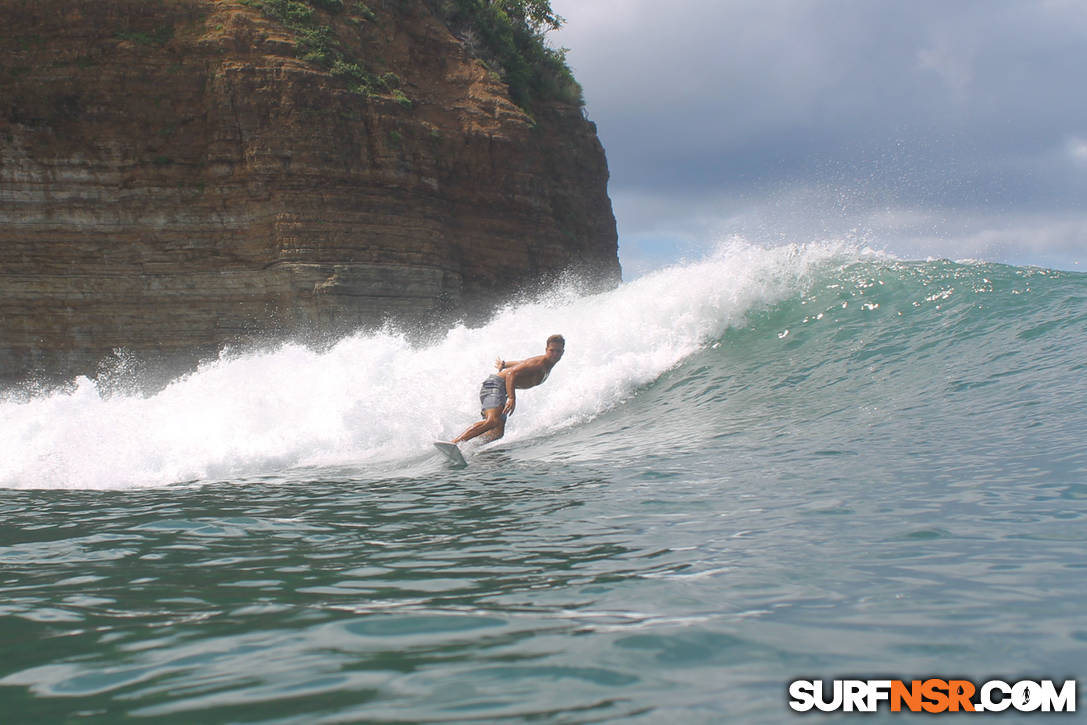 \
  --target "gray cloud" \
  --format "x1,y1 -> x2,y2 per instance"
551,0 -> 1087,270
